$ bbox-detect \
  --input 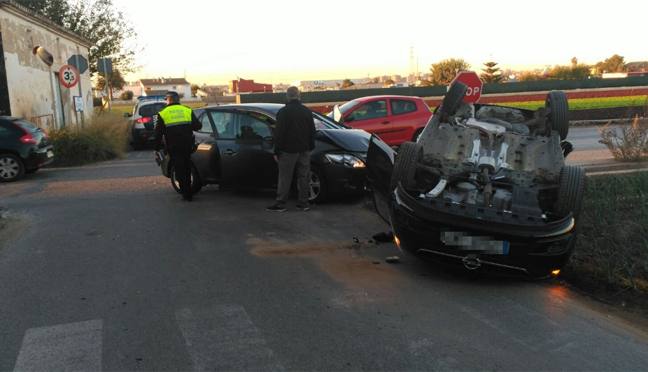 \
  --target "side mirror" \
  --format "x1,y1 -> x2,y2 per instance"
124,113 -> 132,118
